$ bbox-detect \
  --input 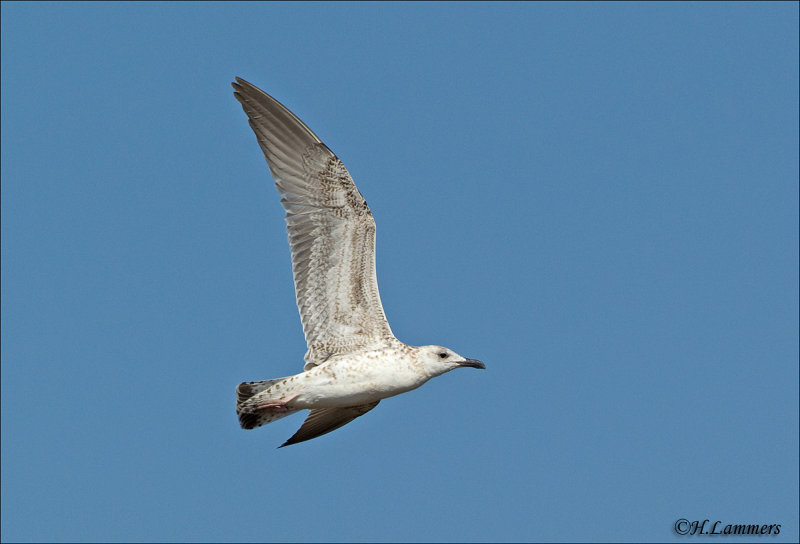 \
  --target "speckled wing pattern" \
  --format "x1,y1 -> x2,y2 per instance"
232,78 -> 395,369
